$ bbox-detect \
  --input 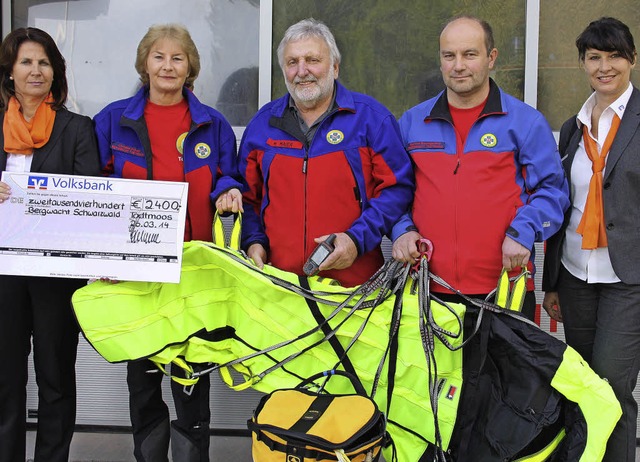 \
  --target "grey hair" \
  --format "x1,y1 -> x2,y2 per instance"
276,18 -> 341,68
